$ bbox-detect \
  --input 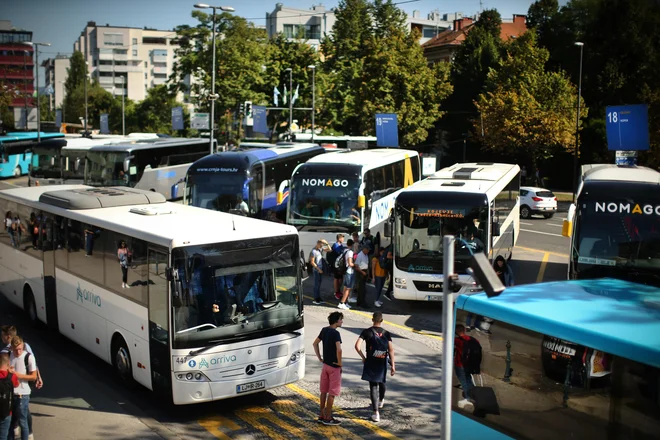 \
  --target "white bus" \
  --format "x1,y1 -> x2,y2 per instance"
386,162 -> 520,301
84,138 -> 212,199
280,148 -> 421,268
562,164 -> 660,286
0,185 -> 304,404
30,133 -> 161,187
